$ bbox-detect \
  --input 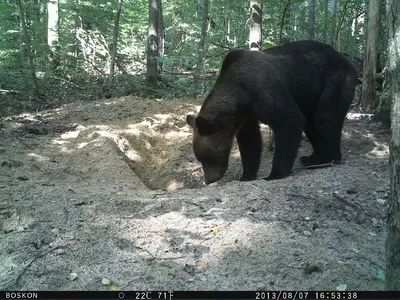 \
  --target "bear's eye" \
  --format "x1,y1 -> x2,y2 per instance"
195,116 -> 216,135
195,153 -> 216,165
